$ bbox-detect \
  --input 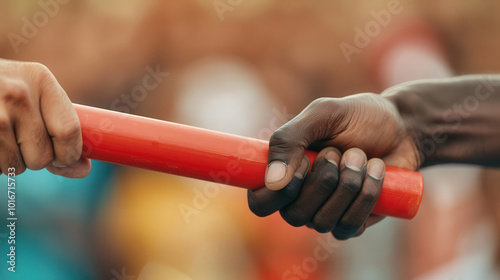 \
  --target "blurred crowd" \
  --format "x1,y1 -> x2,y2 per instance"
1,0 -> 500,279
